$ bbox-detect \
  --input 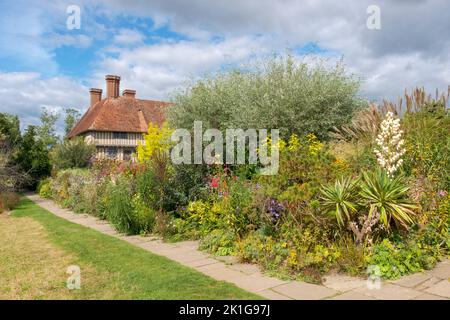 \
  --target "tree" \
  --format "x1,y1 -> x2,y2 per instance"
0,113 -> 21,148
16,125 -> 51,188
0,113 -> 28,192
64,108 -> 81,137
50,137 -> 95,170
37,107 -> 60,149
169,54 -> 364,140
